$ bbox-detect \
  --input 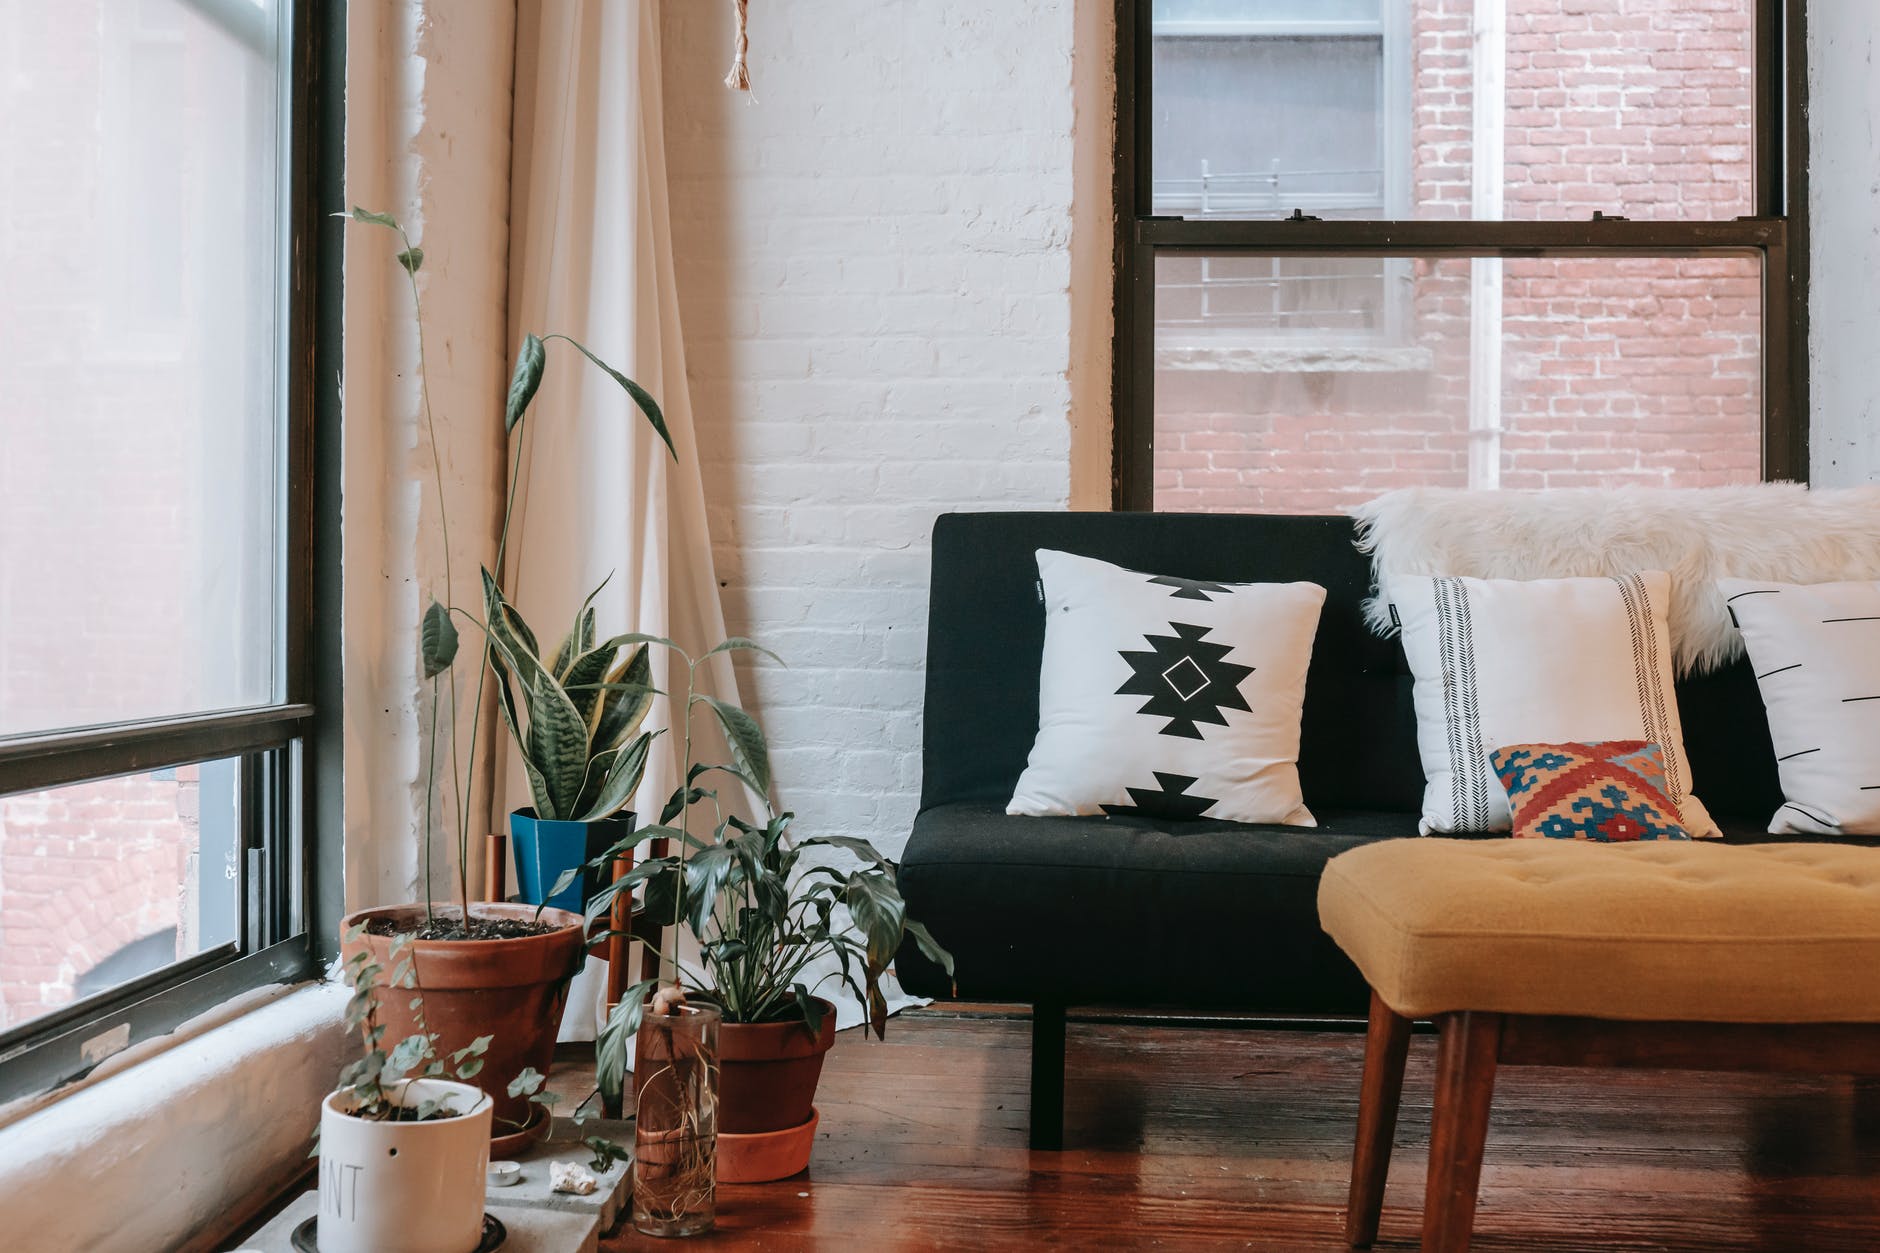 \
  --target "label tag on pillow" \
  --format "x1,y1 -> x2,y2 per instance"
1387,603 -> 1400,629
1035,578 -> 1044,604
